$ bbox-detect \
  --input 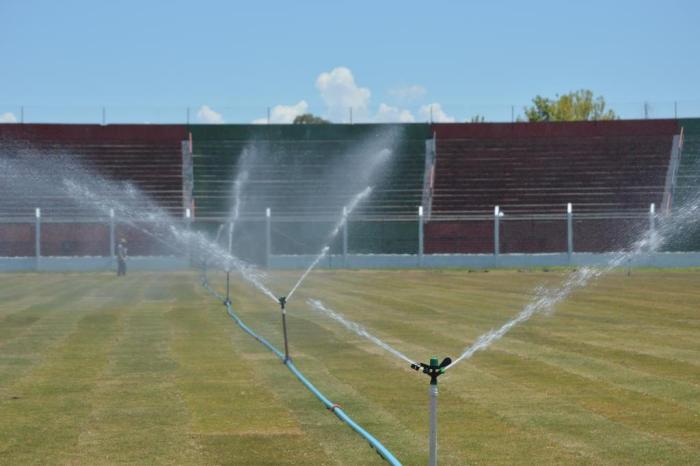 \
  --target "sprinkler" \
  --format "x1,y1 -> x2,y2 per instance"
411,357 -> 451,384
278,296 -> 290,362
411,356 -> 451,466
